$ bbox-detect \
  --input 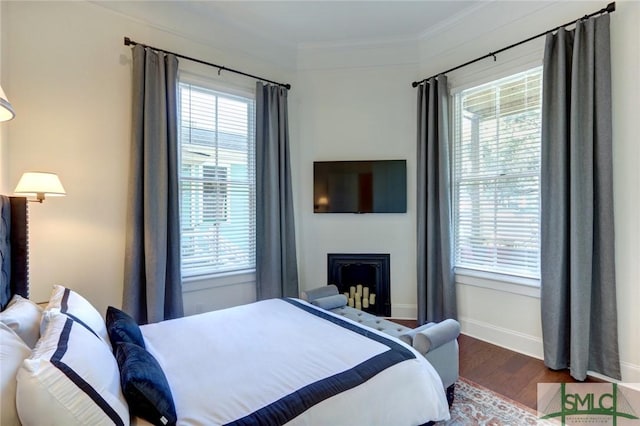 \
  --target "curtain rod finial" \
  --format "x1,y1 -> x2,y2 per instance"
124,37 -> 131,46
606,2 -> 615,13
412,81 -> 419,88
